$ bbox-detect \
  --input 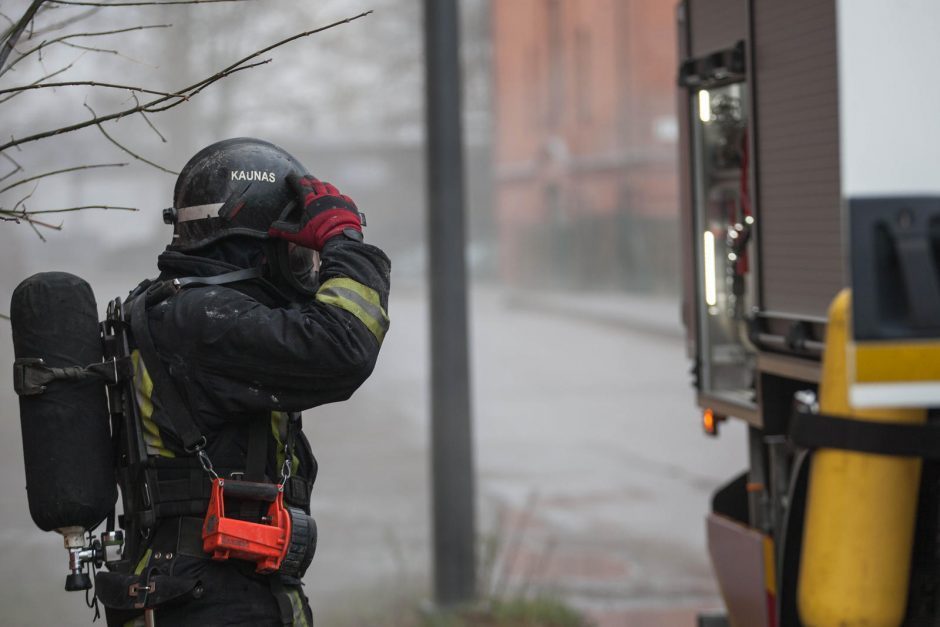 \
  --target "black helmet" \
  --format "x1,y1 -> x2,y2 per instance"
167,138 -> 309,251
